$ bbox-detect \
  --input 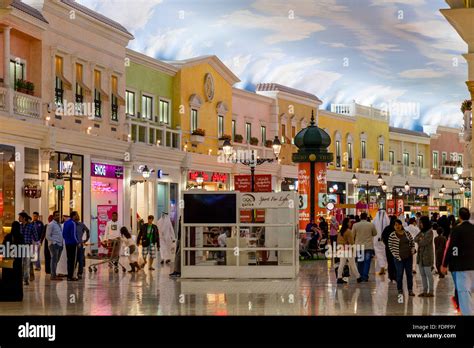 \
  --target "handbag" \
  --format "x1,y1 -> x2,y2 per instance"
128,244 -> 136,255
0,259 -> 14,269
